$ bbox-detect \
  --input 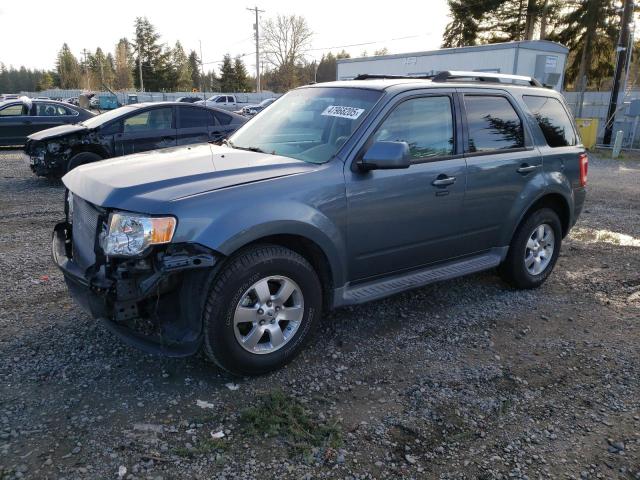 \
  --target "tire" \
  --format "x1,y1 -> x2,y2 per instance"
499,208 -> 562,289
66,152 -> 102,173
202,244 -> 322,376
